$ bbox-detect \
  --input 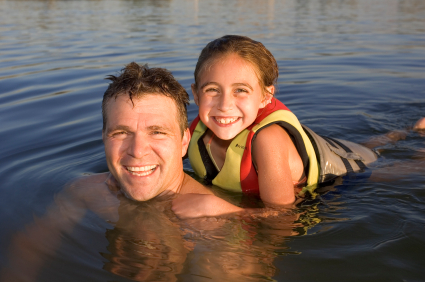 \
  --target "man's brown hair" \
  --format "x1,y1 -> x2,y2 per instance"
102,62 -> 189,136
